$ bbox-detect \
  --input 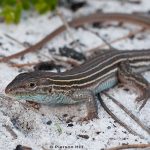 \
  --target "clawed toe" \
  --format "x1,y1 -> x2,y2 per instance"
135,96 -> 143,102
135,93 -> 149,111
138,98 -> 149,111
